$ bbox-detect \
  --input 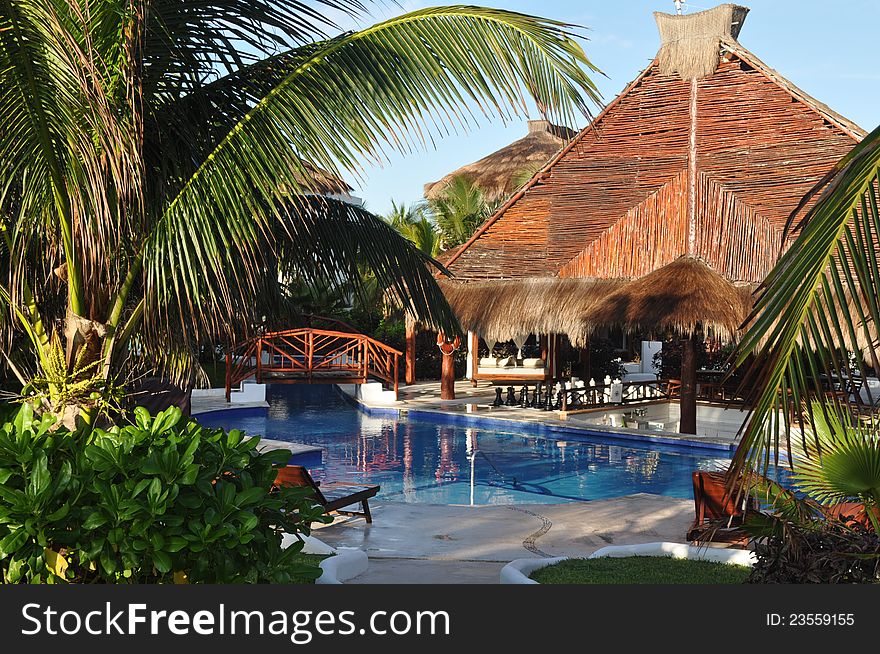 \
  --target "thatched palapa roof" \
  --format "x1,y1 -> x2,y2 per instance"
587,257 -> 755,341
440,277 -> 624,347
296,161 -> 353,195
424,120 -> 577,202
